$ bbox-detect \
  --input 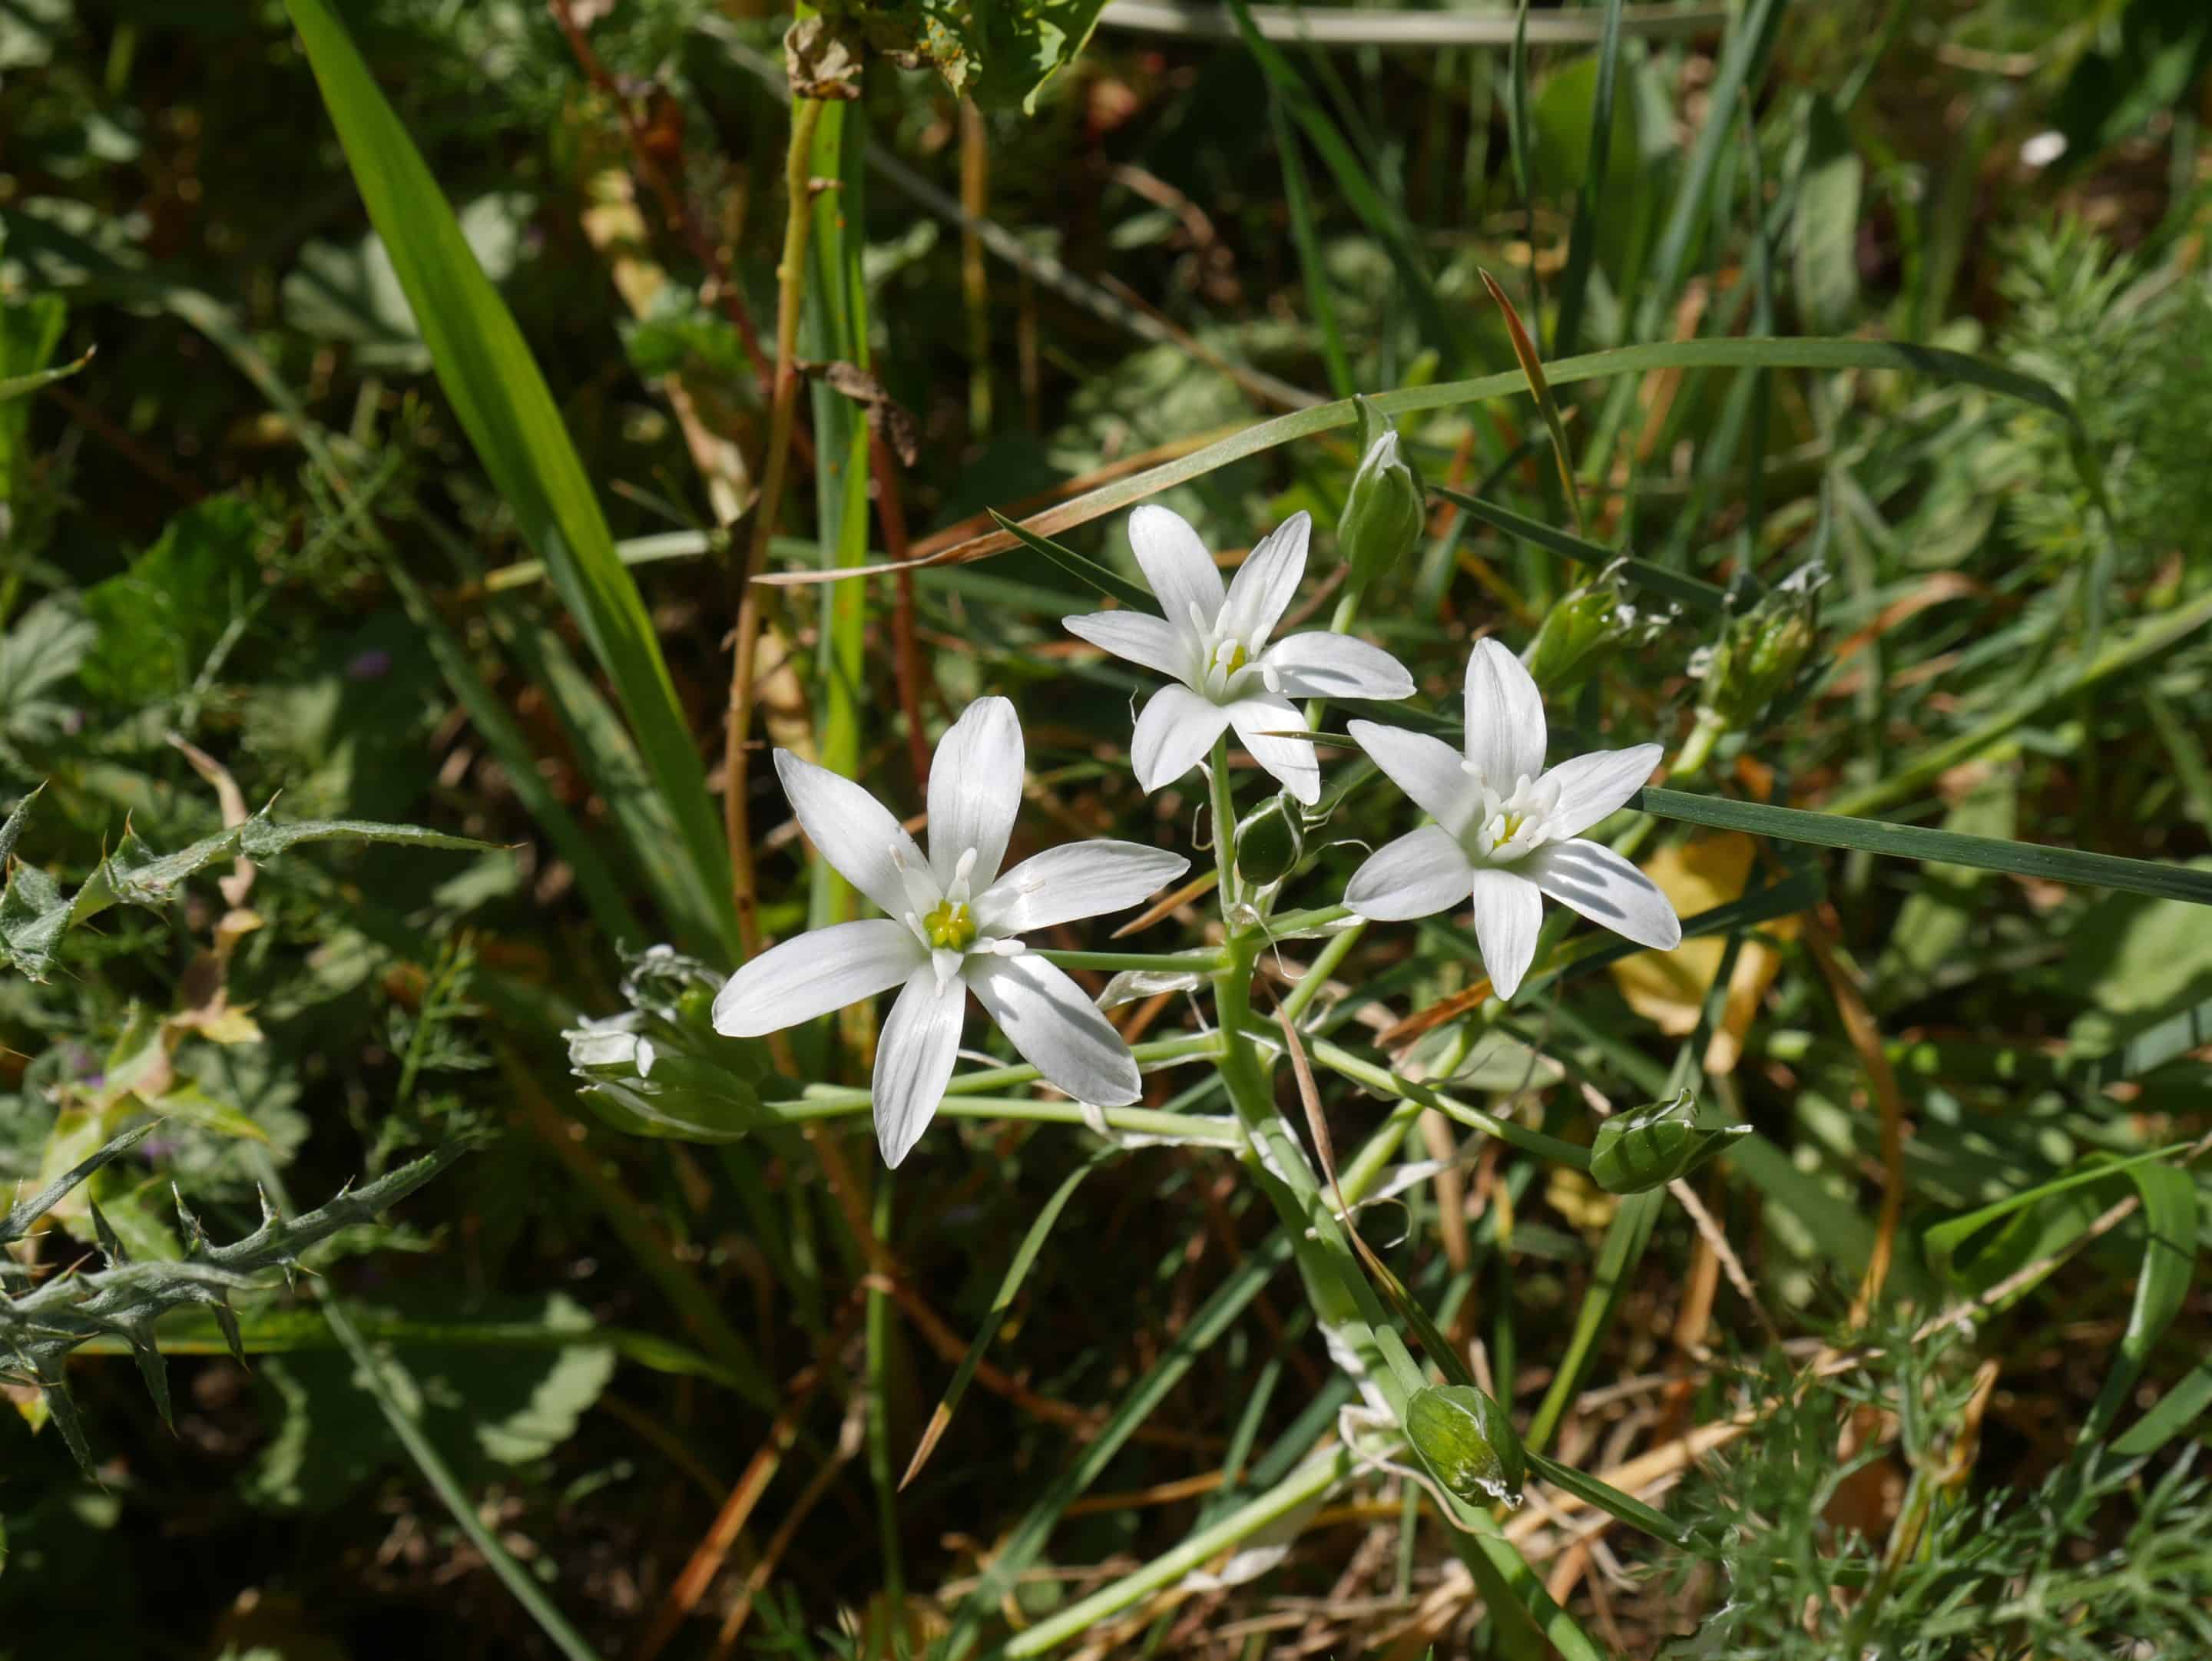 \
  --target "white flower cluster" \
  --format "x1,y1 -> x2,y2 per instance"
715,505 -> 1681,1166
